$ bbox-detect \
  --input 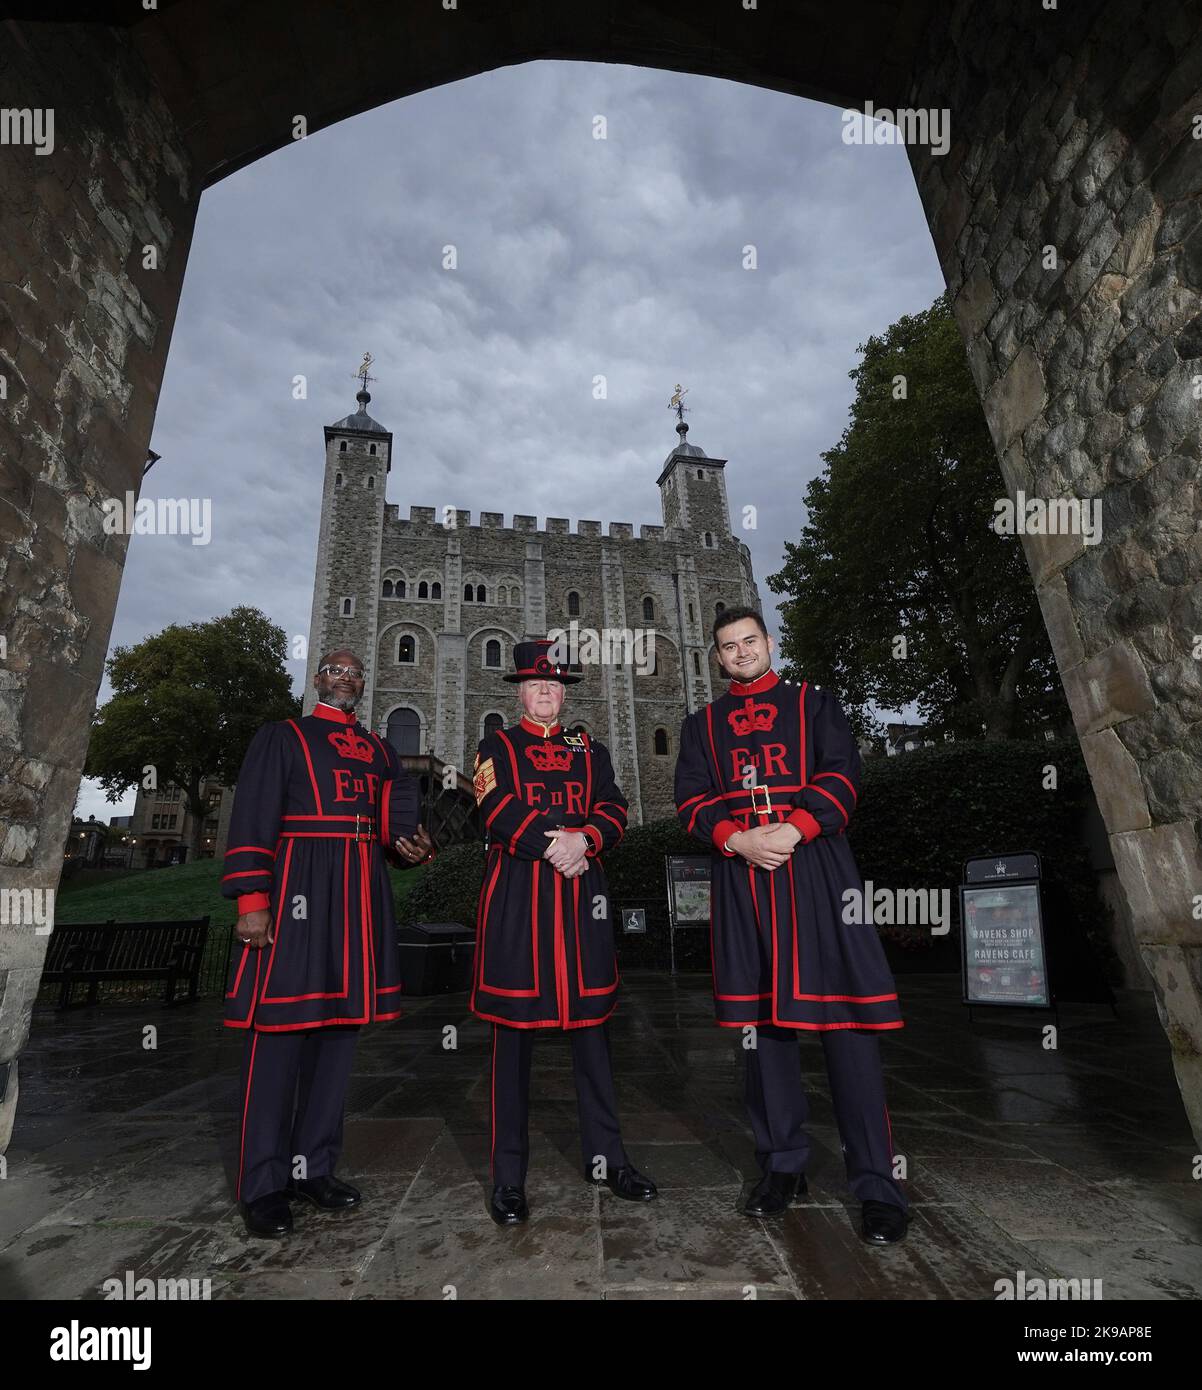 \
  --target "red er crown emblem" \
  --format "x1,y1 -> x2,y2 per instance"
327,727 -> 375,763
525,740 -> 573,772
728,697 -> 777,736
